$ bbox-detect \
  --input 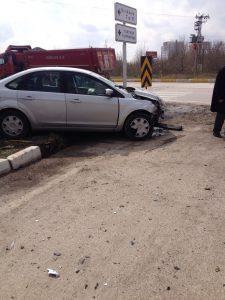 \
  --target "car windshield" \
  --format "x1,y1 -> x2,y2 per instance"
0,58 -> 5,65
95,74 -> 116,87
94,73 -> 132,97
